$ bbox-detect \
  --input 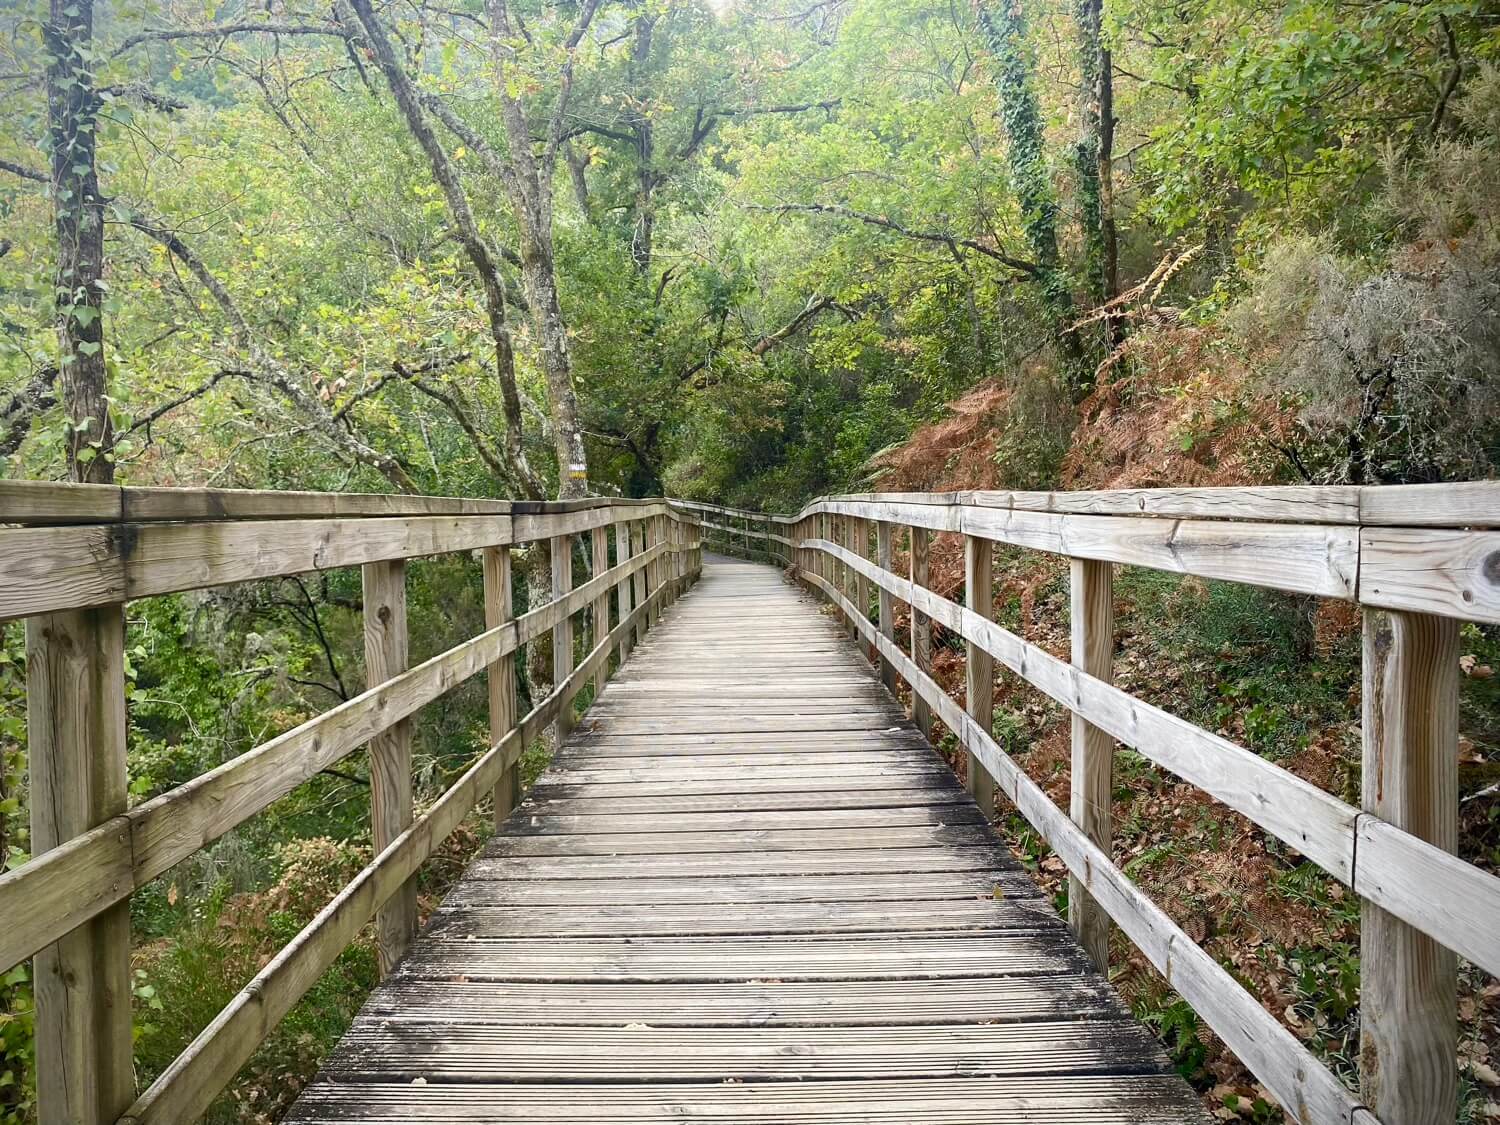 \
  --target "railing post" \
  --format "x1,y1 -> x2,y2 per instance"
552,532 -> 575,740
1360,608 -> 1459,1125
909,525 -> 932,739
591,524 -> 610,698
483,546 -> 519,826
854,517 -> 874,663
617,520 -> 636,661
839,515 -> 857,638
964,534 -> 996,816
631,520 -> 648,646
647,515 -> 662,628
875,520 -> 896,691
27,607 -> 133,1125
1069,558 -> 1114,971
363,559 -> 416,976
